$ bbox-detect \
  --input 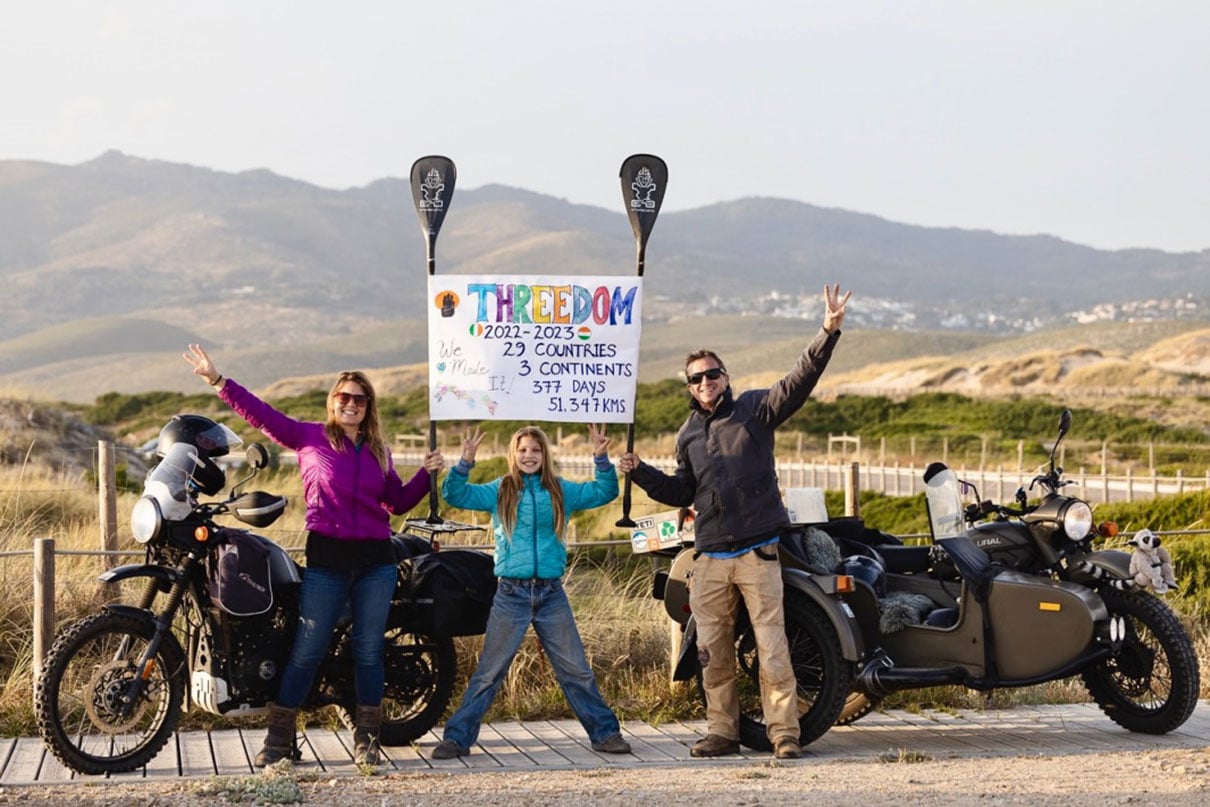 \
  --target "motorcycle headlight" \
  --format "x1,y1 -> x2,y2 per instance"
131,496 -> 163,544
1062,500 -> 1094,541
